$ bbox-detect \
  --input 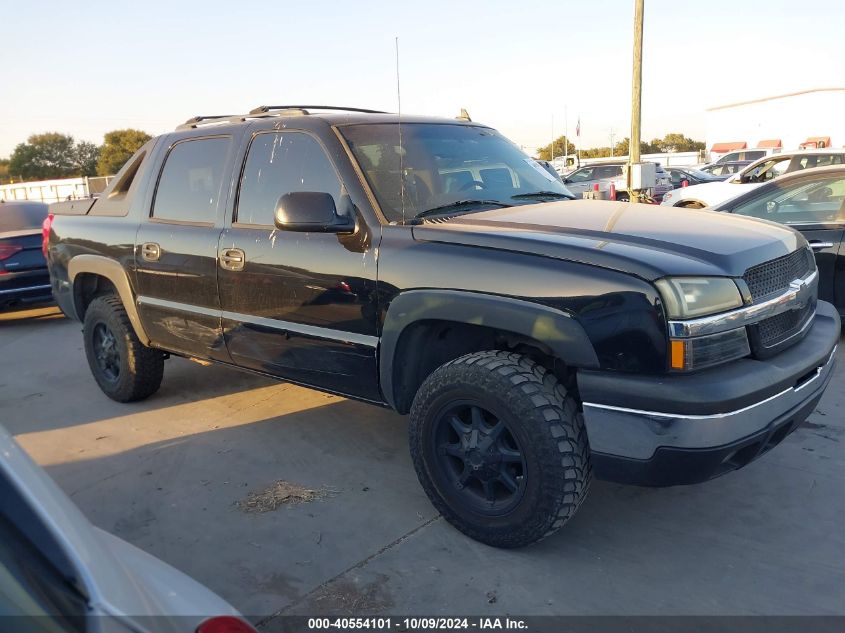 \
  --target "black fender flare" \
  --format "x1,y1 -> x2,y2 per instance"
379,289 -> 599,409
67,254 -> 151,345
